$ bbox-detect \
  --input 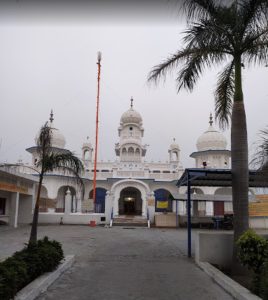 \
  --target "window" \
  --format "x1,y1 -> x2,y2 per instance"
0,198 -> 6,215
